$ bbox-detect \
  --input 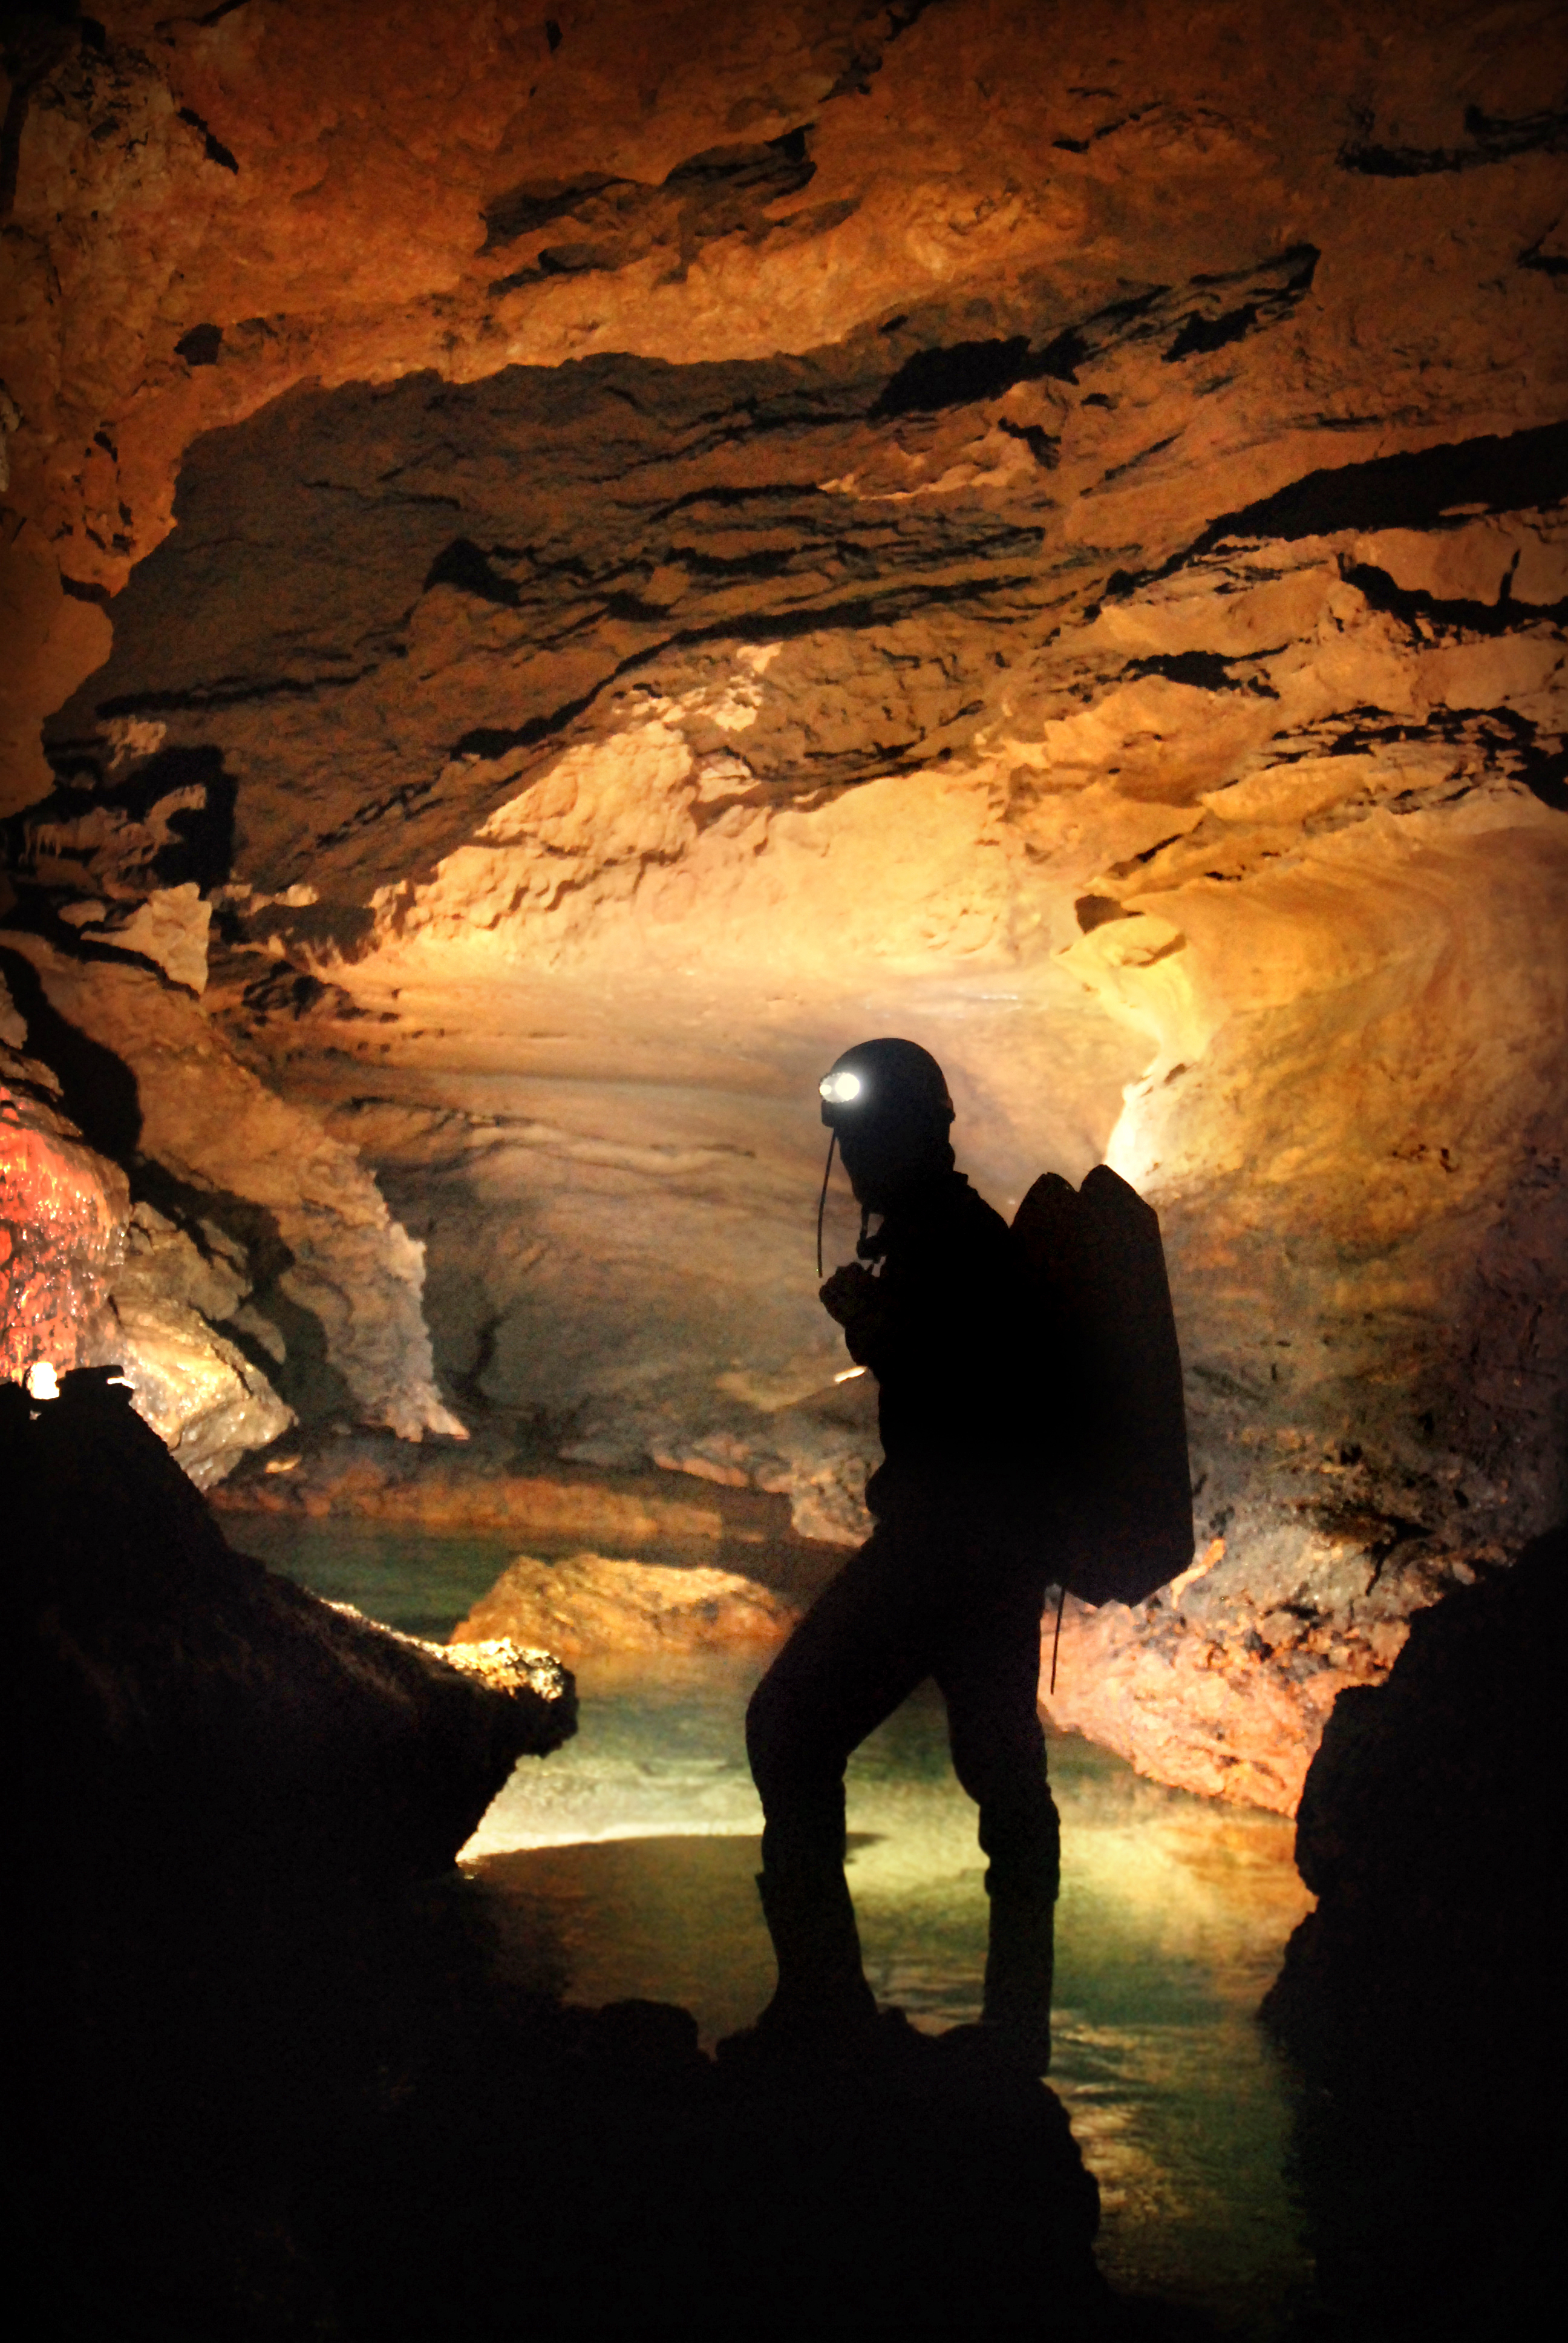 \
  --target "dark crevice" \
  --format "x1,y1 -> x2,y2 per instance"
996,417 -> 1059,467
1,8 -> 77,221
441,565 -> 1037,782
1109,831 -> 1194,876
482,124 -> 817,286
1074,894 -> 1134,933
872,335 -> 1032,417
0,943 -> 143,1159
11,746 -> 234,892
482,174 -> 624,255
87,666 -> 379,720
1097,433 -> 1181,485
1121,650 -> 1243,690
1341,559 -> 1568,640
423,539 -> 521,607
873,270 -> 1274,411
175,105 -> 238,171
60,574 -> 111,606
155,4 -> 252,29
175,322 -> 224,366
1109,419 -> 1568,597
1518,226 -> 1568,278
1518,744 -> 1568,814
1120,649 -> 1279,698
822,0 -> 940,101
1163,303 -> 1258,362
1340,102 -> 1568,178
